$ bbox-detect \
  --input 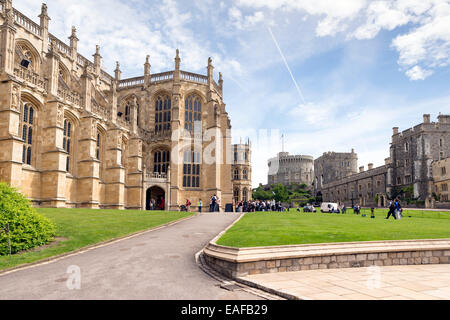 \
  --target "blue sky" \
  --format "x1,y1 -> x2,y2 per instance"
15,0 -> 450,187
